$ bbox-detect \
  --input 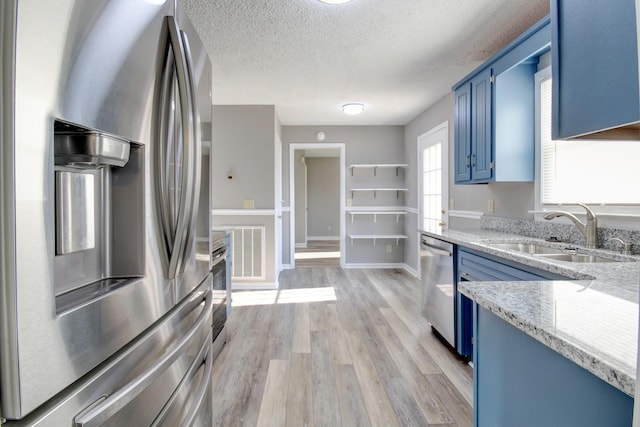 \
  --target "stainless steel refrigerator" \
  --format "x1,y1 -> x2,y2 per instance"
0,0 -> 221,424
